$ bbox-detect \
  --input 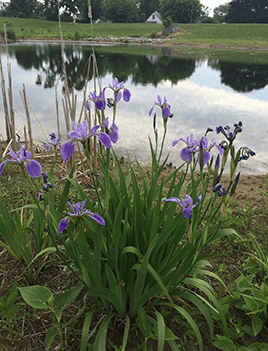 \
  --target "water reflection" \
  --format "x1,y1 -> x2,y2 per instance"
208,60 -> 268,92
0,42 -> 268,174
5,43 -> 268,93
